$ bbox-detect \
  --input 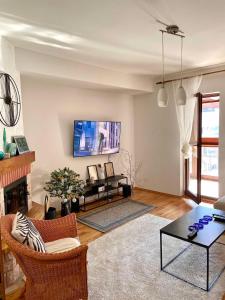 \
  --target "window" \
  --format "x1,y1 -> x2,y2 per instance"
201,94 -> 219,198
